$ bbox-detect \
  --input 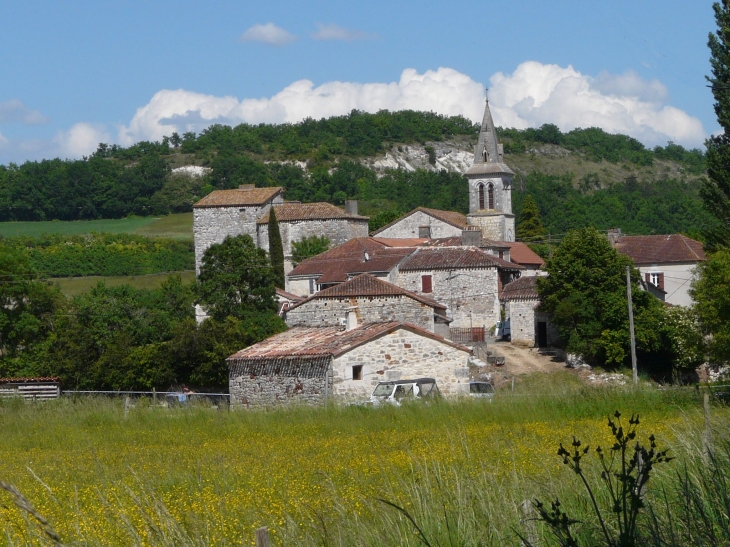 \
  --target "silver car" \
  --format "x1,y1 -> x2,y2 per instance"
369,378 -> 441,406
469,381 -> 495,400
